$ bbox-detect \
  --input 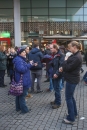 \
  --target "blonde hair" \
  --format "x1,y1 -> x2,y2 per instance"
69,41 -> 81,50
53,44 -> 59,50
